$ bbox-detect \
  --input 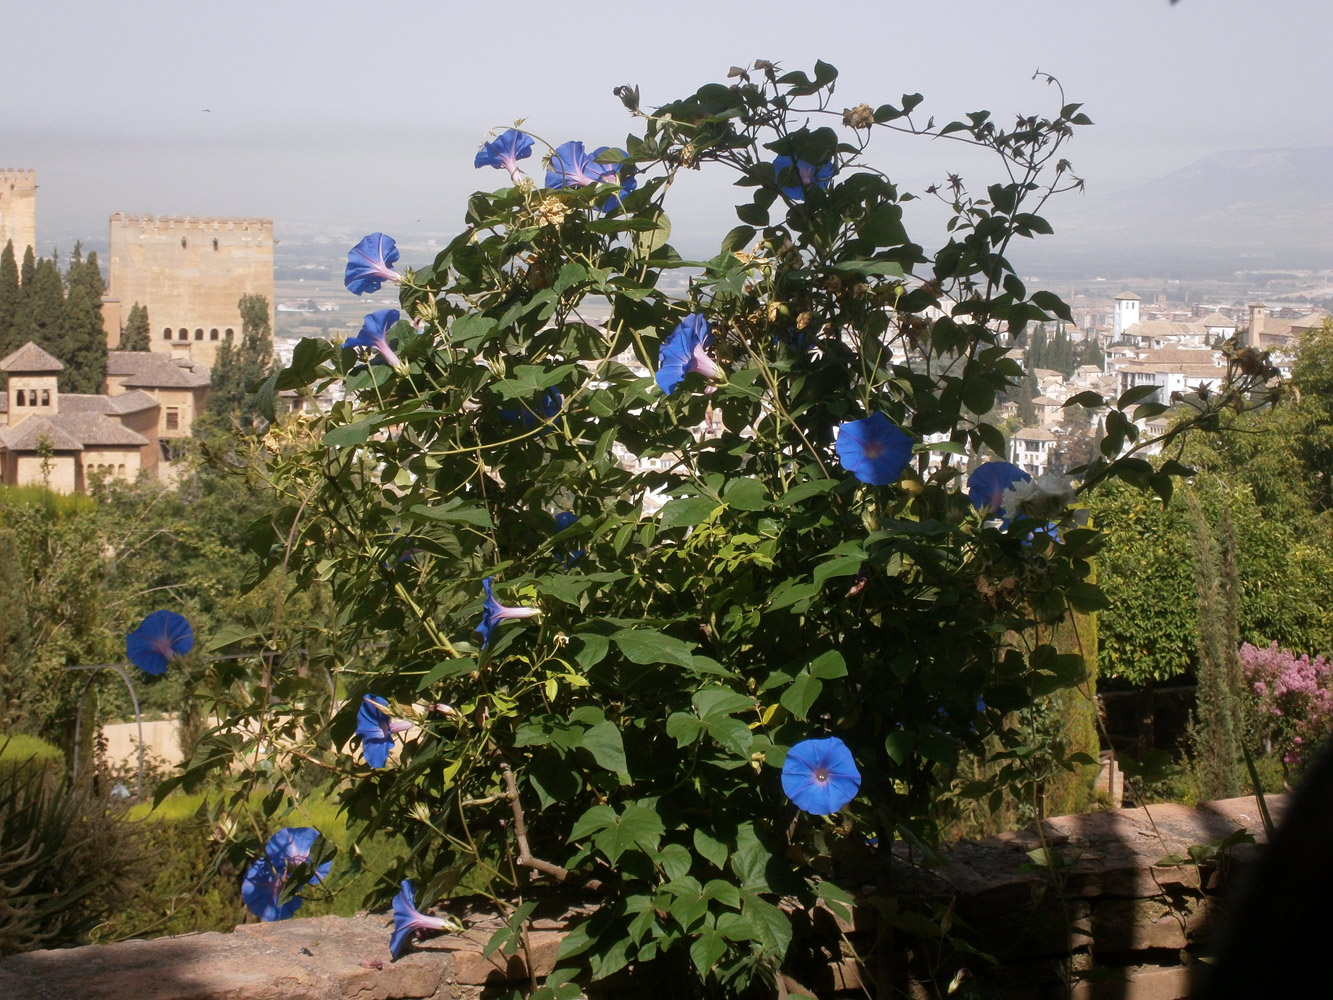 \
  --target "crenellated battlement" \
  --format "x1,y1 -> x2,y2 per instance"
109,212 -> 273,234
0,169 -> 36,188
